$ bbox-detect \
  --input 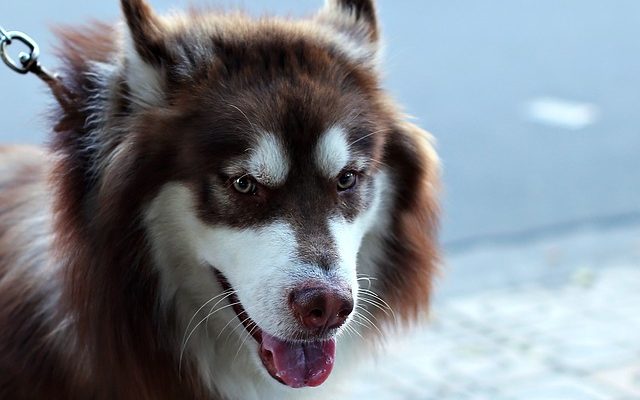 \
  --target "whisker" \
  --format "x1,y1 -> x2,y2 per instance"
179,300 -> 241,374
218,301 -> 261,345
358,297 -> 393,319
357,304 -> 381,323
357,296 -> 393,319
342,323 -> 364,341
368,158 -> 392,170
182,289 -> 234,350
357,276 -> 377,290
216,310 -> 248,341
357,291 -> 390,310
233,322 -> 260,363
228,103 -> 258,133
350,317 -> 373,334
349,128 -> 390,147
343,109 -> 364,128
222,313 -> 255,345
204,290 -> 238,337
354,307 -> 383,336
358,289 -> 397,320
